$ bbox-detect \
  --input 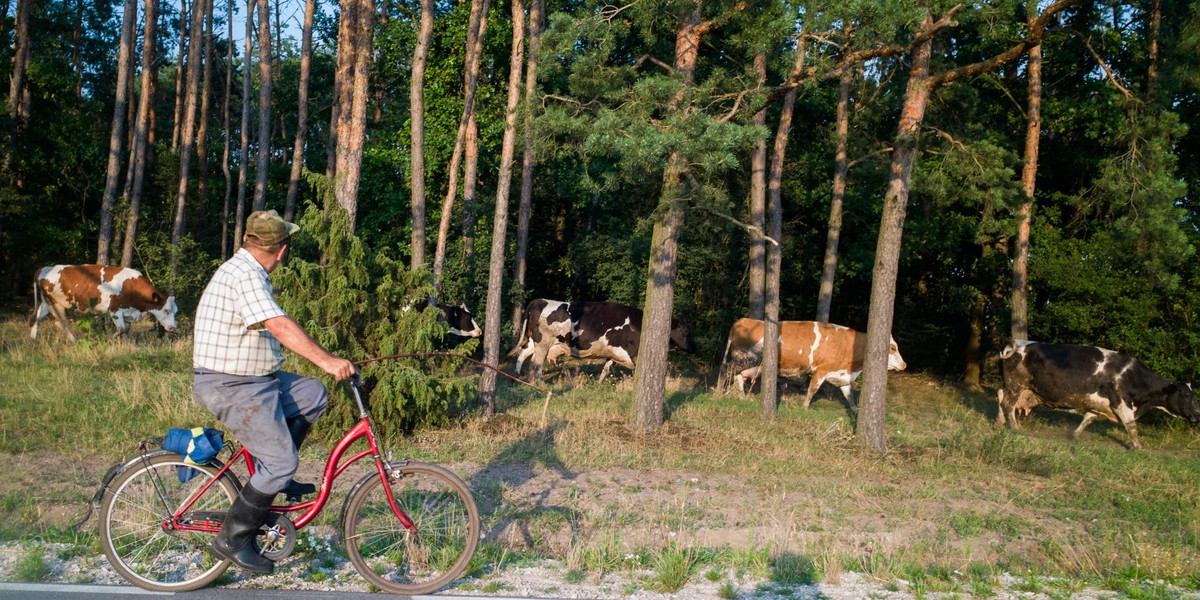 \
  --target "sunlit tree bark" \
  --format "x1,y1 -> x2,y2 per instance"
251,0 -> 273,211
122,0 -> 159,266
220,0 -> 234,257
170,0 -> 207,281
97,0 -> 139,264
479,0 -> 526,418
284,0 -> 317,222
747,51 -> 767,321
510,0 -> 542,335
408,0 -> 434,269
431,0 -> 489,290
